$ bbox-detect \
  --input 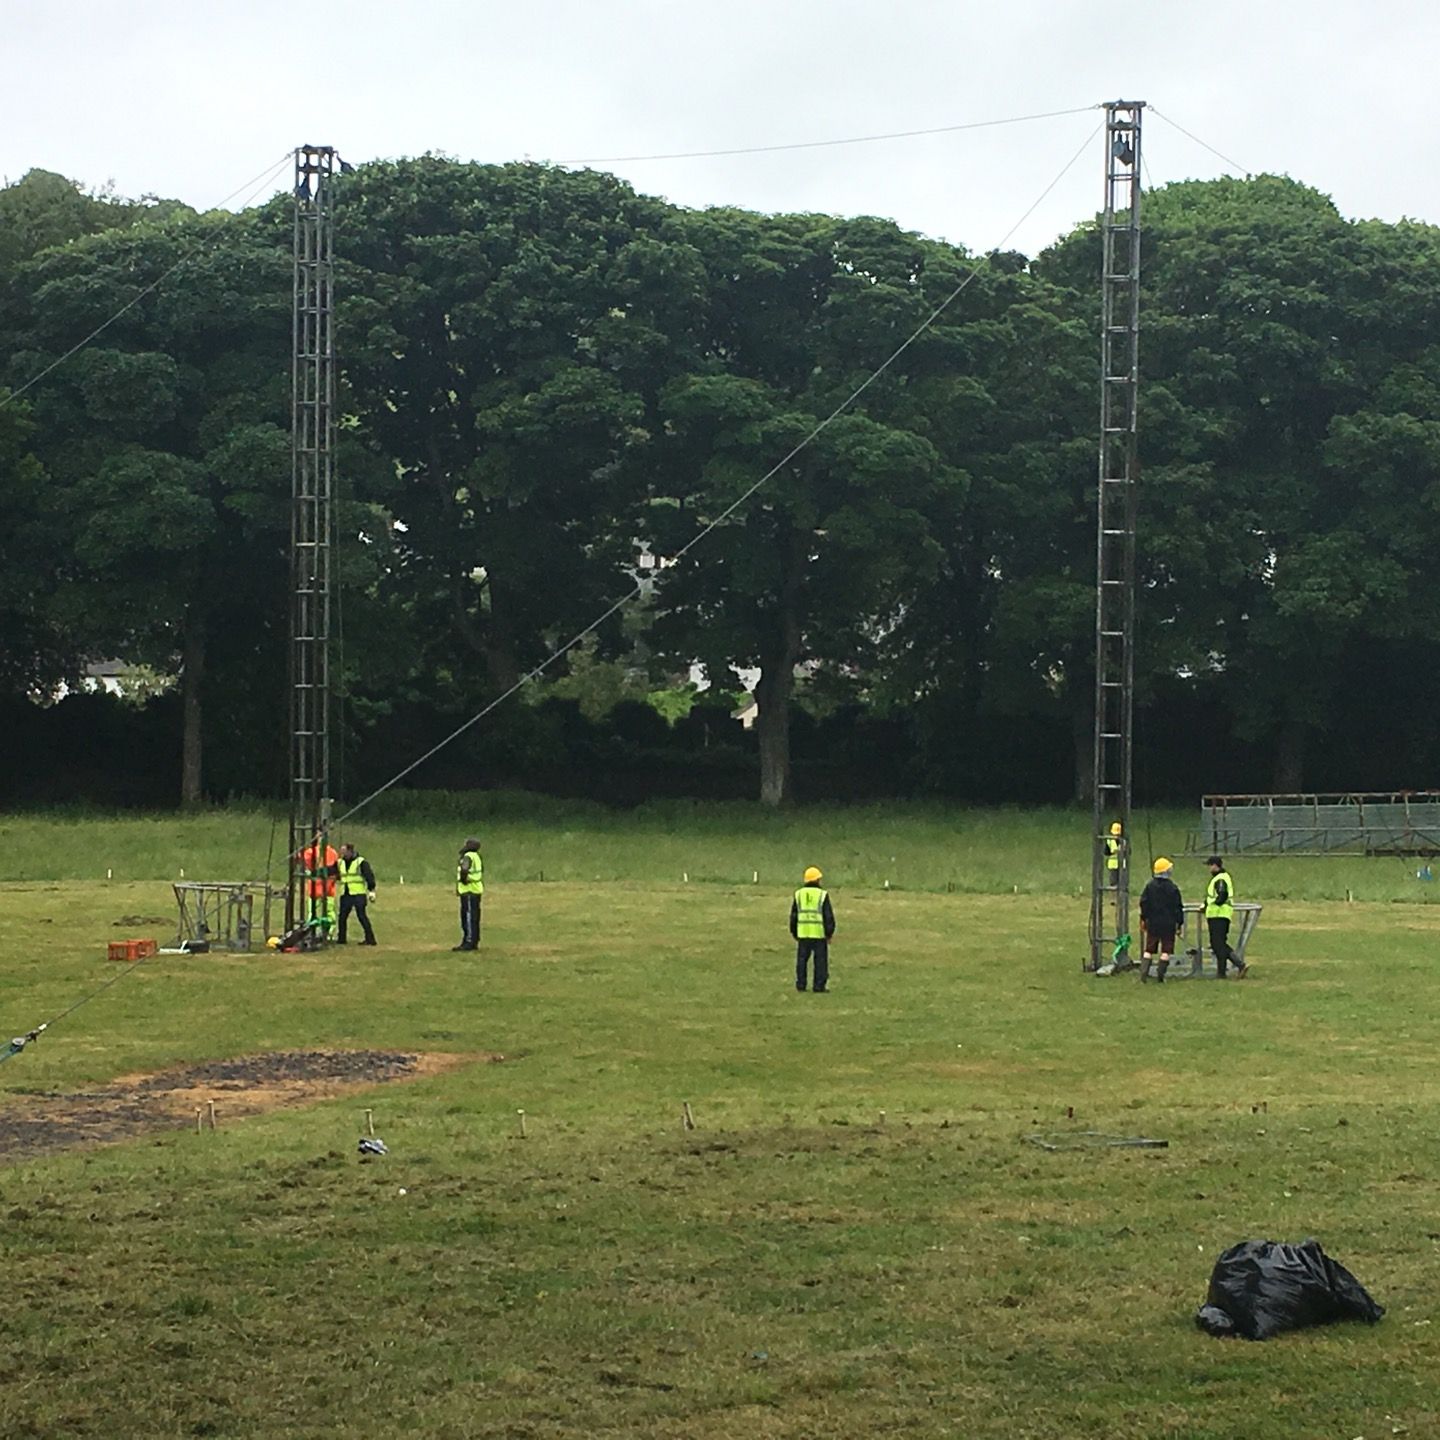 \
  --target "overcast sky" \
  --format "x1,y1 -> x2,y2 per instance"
5,0 -> 1438,257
